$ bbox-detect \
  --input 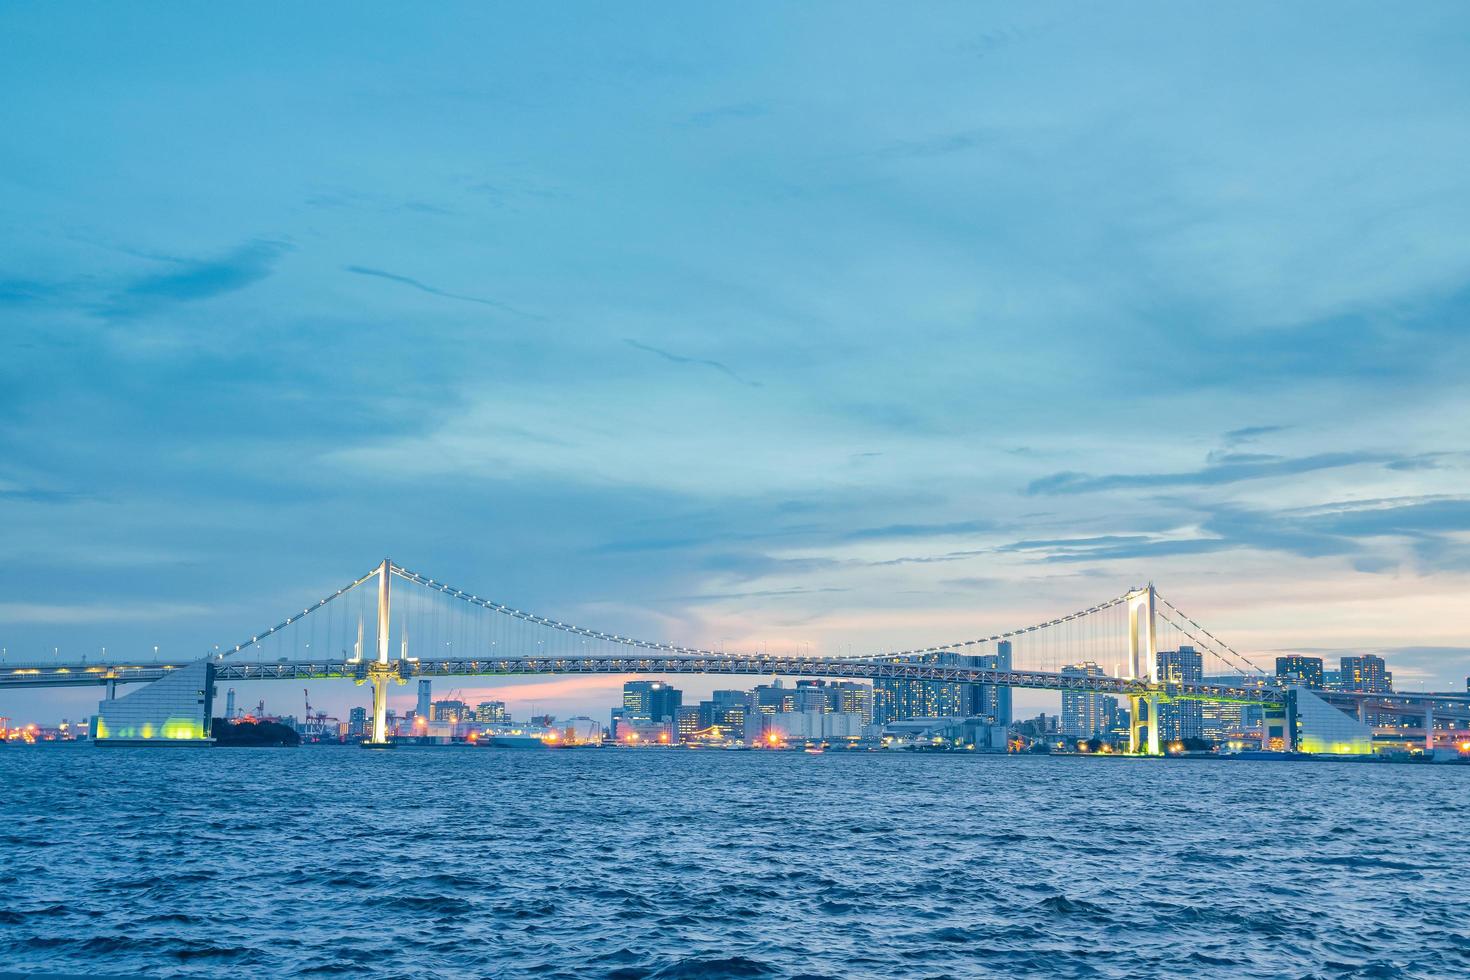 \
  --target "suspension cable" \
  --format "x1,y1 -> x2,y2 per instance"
216,566 -> 381,660
392,562 -> 1133,663
865,594 -> 1132,659
1153,592 -> 1266,676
